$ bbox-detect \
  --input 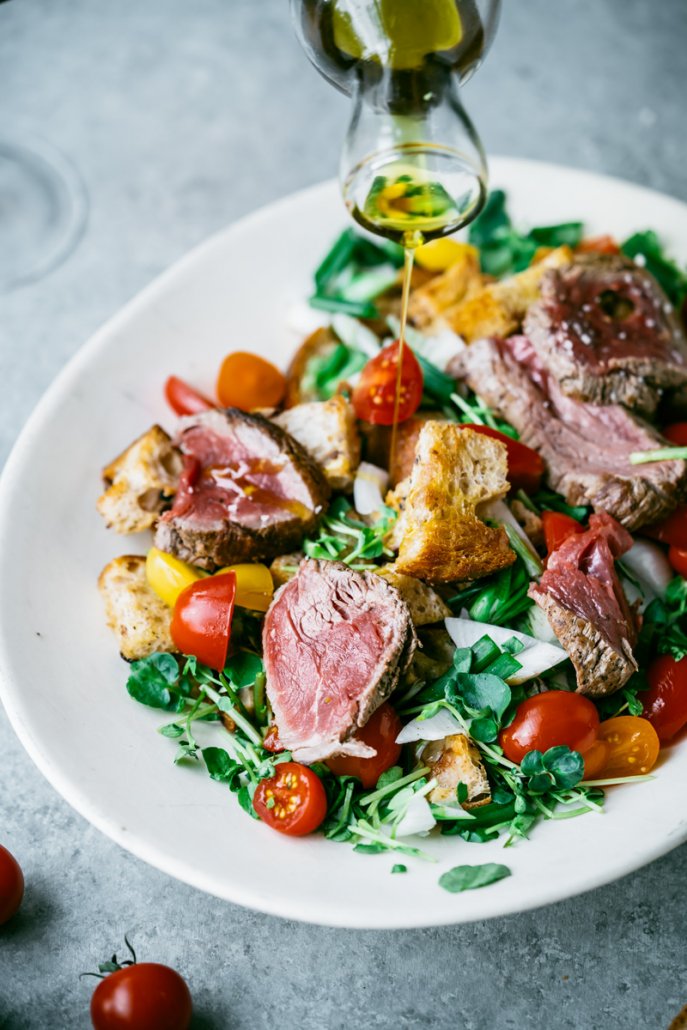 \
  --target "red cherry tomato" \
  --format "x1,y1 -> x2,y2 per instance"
253,762 -> 327,836
91,963 -> 192,1030
663,423 -> 687,447
164,376 -> 214,417
325,702 -> 402,788
541,510 -> 585,555
0,844 -> 24,925
499,690 -> 600,765
170,572 -> 236,671
460,424 -> 545,493
645,504 -> 687,549
352,339 -> 423,425
643,654 -> 687,742
596,716 -> 660,776
668,545 -> 687,577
